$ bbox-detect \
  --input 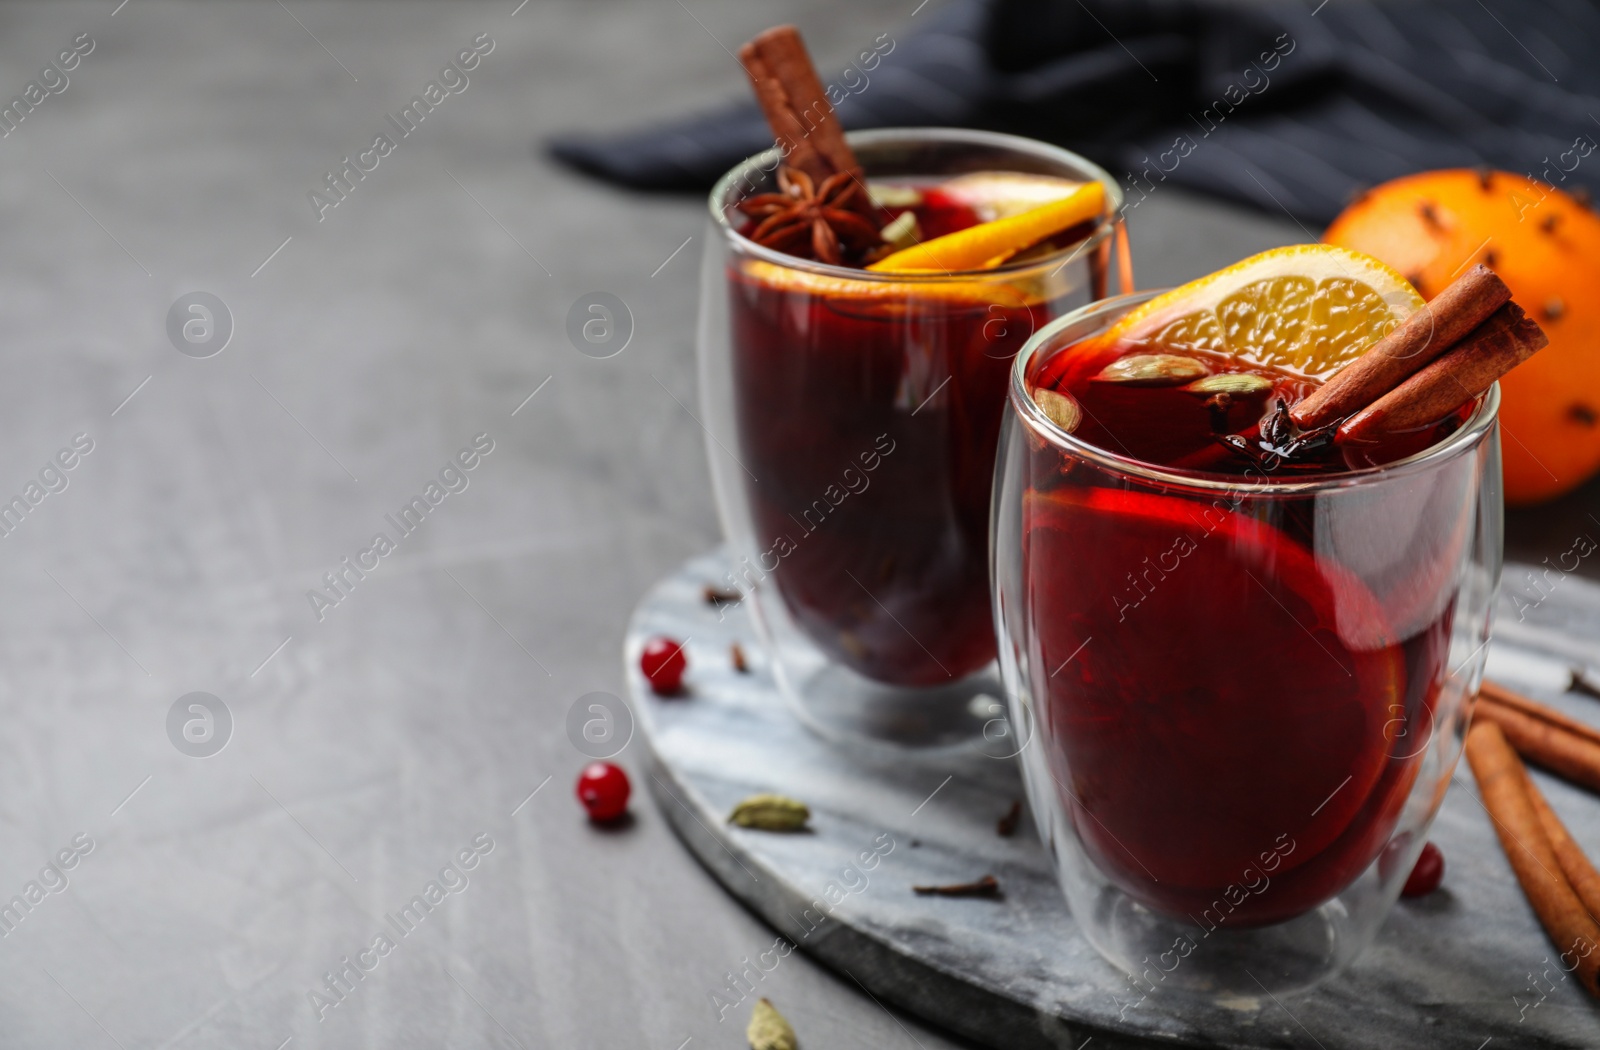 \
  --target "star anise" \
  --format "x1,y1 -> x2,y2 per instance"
737,167 -> 882,265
